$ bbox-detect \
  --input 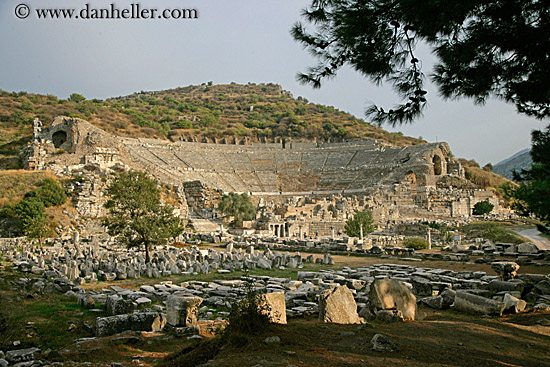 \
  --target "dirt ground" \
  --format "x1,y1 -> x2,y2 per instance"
3,250 -> 550,367
57,307 -> 550,367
